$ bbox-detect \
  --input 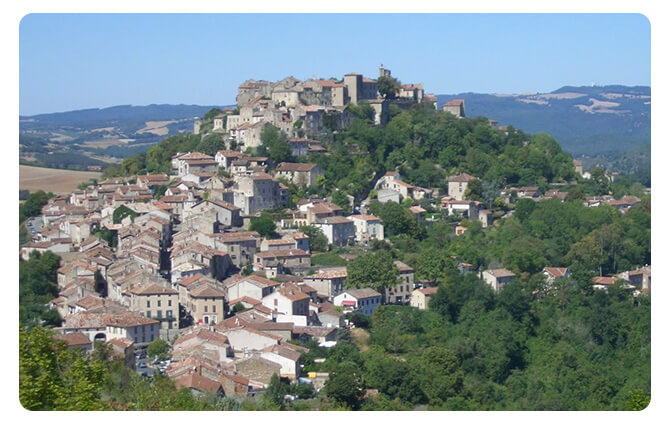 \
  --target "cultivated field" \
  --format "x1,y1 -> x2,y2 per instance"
19,165 -> 102,195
